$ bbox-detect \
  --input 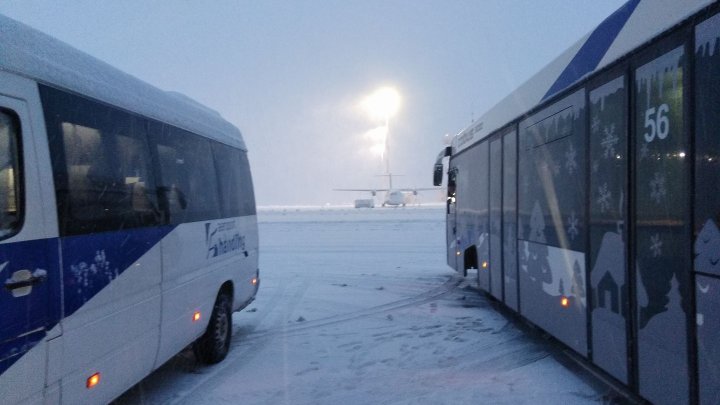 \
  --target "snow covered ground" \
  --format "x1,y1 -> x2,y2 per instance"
114,206 -> 621,404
